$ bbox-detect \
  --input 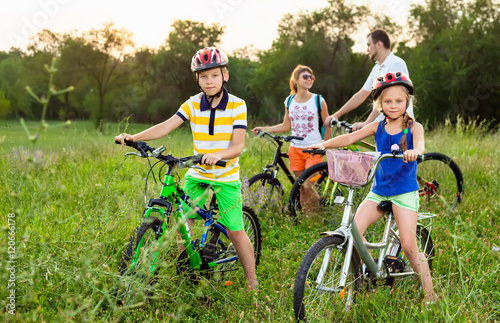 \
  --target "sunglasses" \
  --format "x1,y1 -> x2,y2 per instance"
301,74 -> 316,80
